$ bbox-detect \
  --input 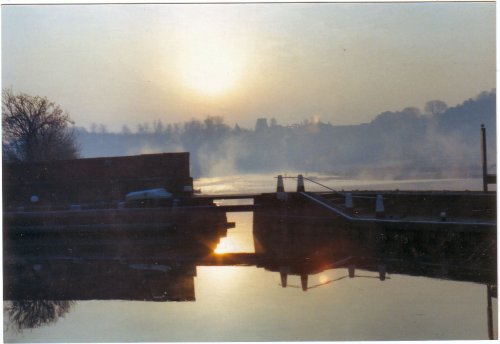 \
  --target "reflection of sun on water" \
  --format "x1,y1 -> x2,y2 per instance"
214,212 -> 255,254
319,274 -> 330,284
214,237 -> 234,254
